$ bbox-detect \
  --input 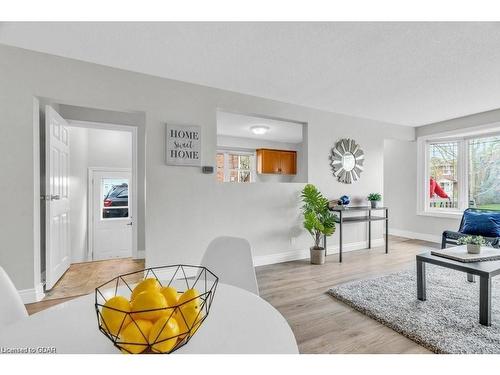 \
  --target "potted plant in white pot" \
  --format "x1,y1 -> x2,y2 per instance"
457,235 -> 487,254
301,184 -> 337,265
367,193 -> 382,209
